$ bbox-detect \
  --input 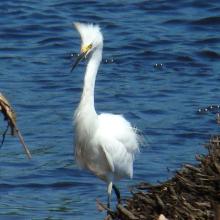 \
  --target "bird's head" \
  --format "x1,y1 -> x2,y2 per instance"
71,22 -> 103,72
